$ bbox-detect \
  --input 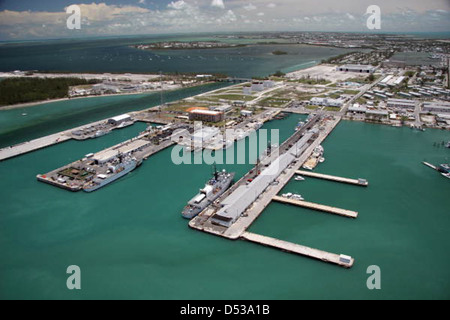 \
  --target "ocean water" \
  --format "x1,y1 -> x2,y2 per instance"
0,35 -> 352,77
0,114 -> 449,300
